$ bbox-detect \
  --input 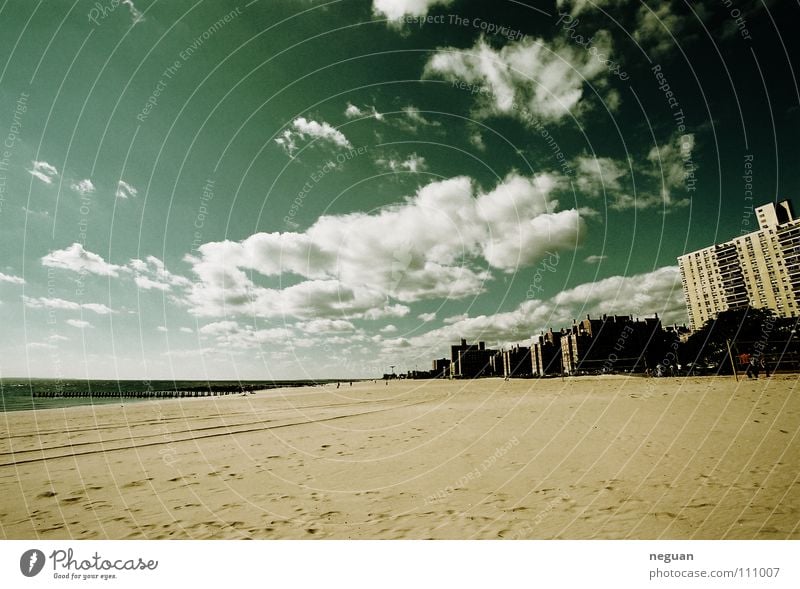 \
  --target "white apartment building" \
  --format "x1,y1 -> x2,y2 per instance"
678,200 -> 800,329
